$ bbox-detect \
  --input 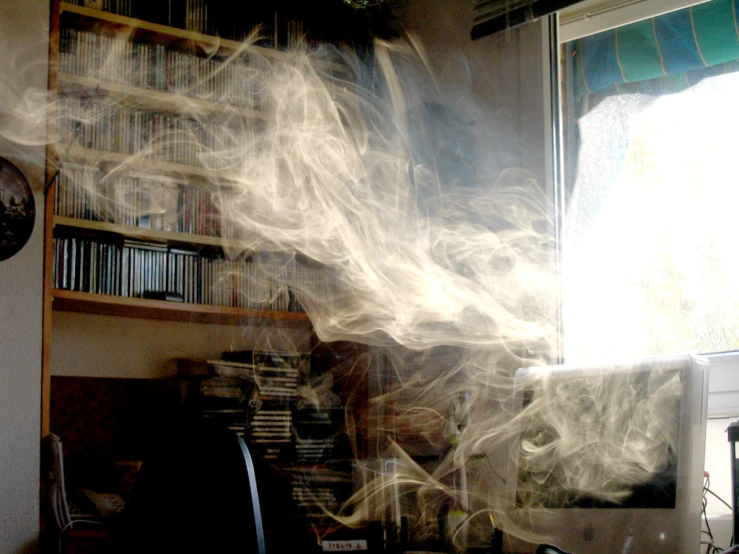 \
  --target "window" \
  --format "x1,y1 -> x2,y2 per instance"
563,70 -> 739,361
560,0 -> 739,371
559,0 -> 739,524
